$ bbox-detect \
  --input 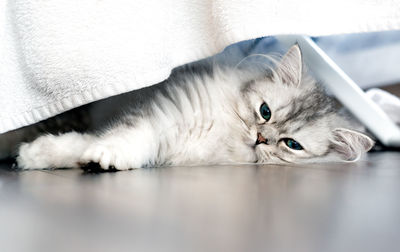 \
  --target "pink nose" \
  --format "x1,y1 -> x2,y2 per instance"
256,132 -> 268,145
